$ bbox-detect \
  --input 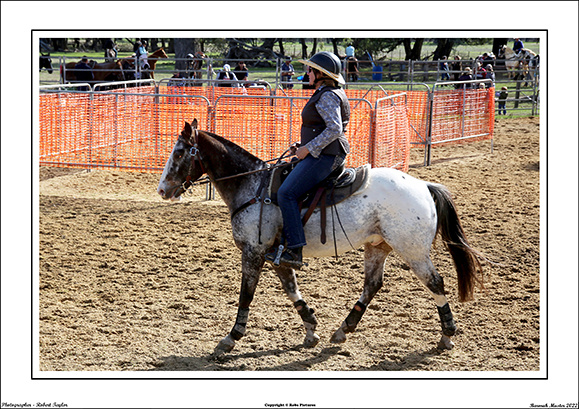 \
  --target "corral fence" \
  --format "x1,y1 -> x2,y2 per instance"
41,55 -> 538,116
39,79 -> 494,182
